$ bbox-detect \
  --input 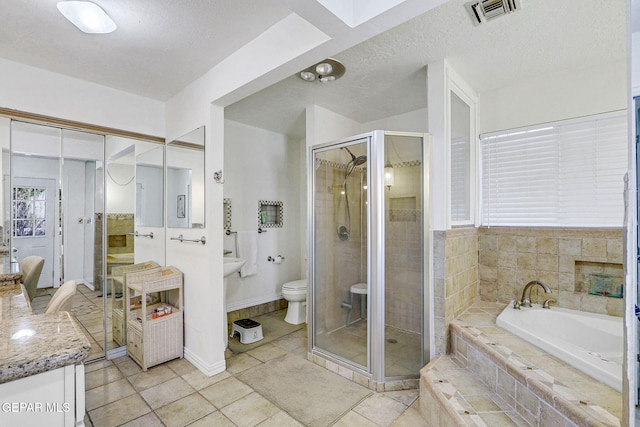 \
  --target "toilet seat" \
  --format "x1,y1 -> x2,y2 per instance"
282,279 -> 307,291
